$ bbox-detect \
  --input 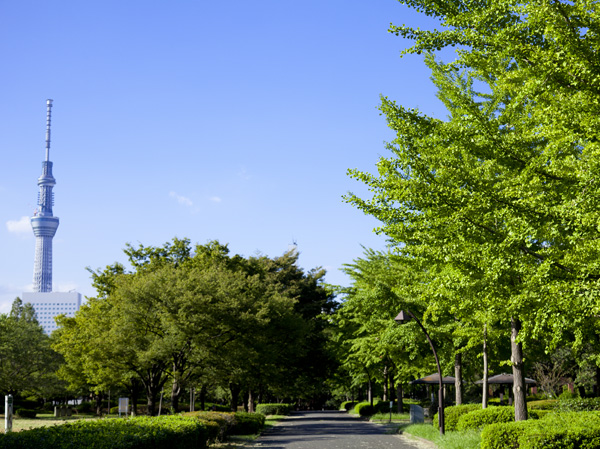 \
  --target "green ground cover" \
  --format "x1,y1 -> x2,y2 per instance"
400,423 -> 481,449
1,413 -> 99,432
